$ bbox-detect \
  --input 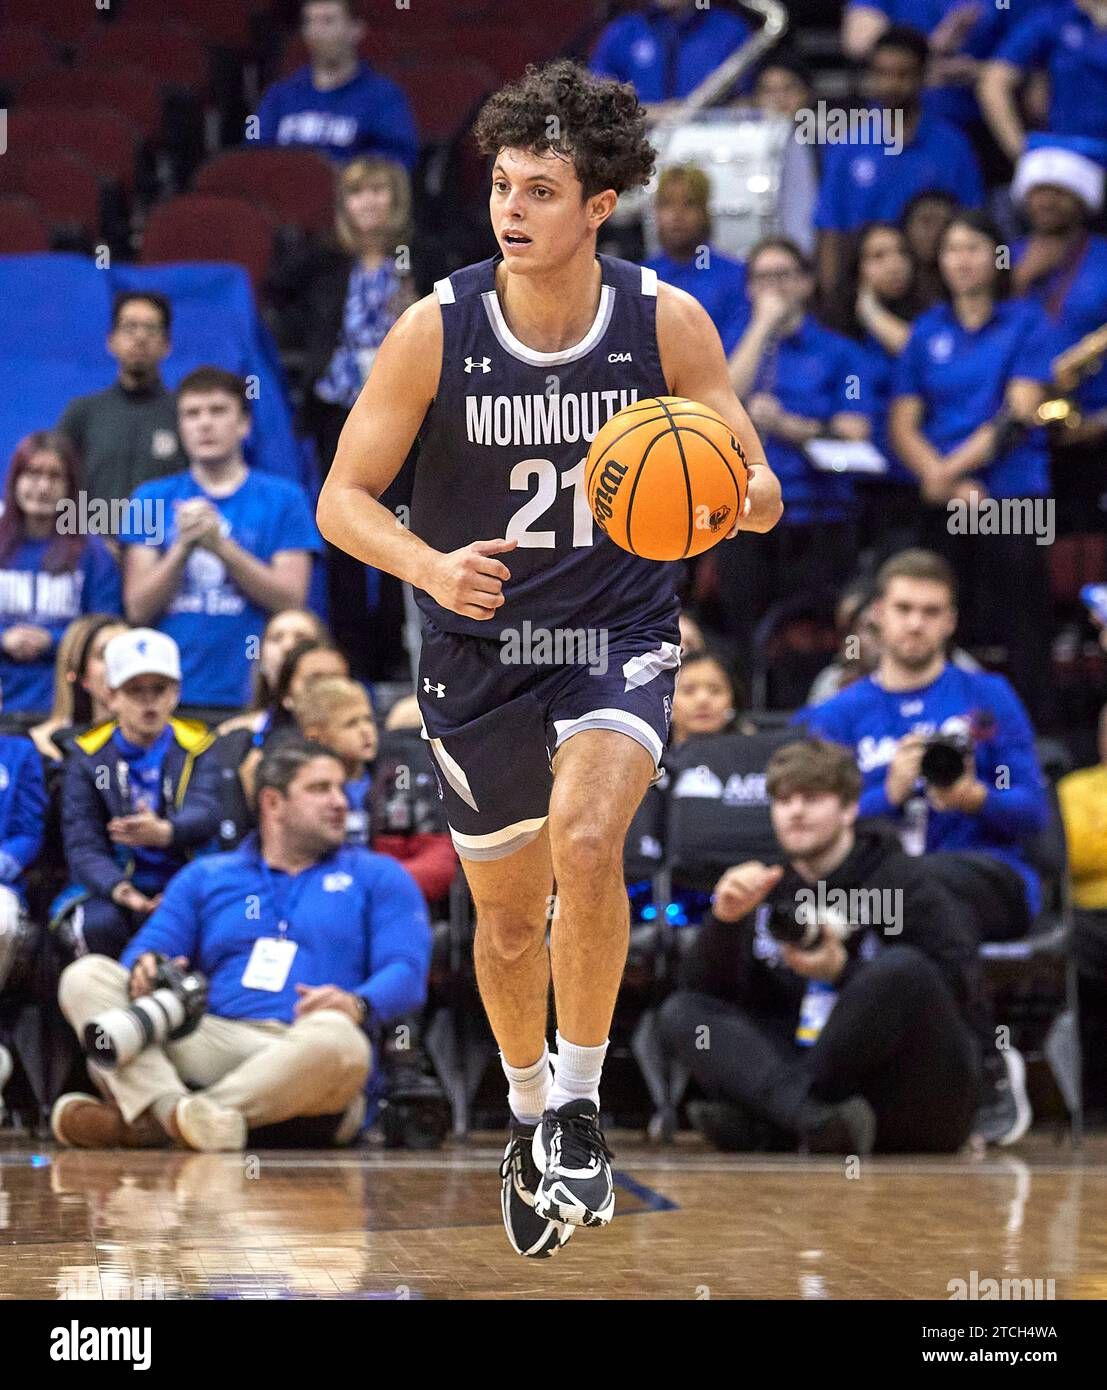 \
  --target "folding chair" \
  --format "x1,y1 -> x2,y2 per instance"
980,740 -> 1082,1144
